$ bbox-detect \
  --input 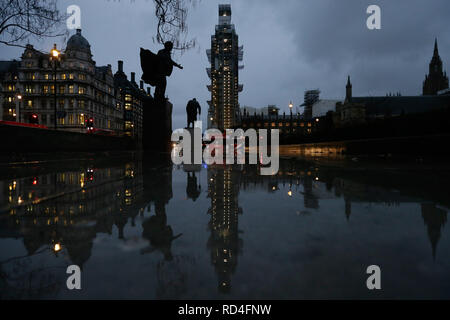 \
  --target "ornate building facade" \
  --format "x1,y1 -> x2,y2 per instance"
0,29 -> 146,139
